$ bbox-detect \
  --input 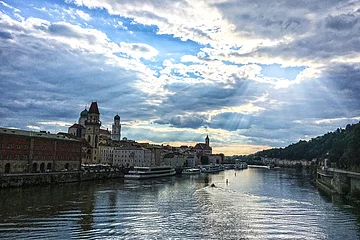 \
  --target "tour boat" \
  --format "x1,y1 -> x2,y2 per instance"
182,168 -> 201,174
199,164 -> 221,173
124,166 -> 176,179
